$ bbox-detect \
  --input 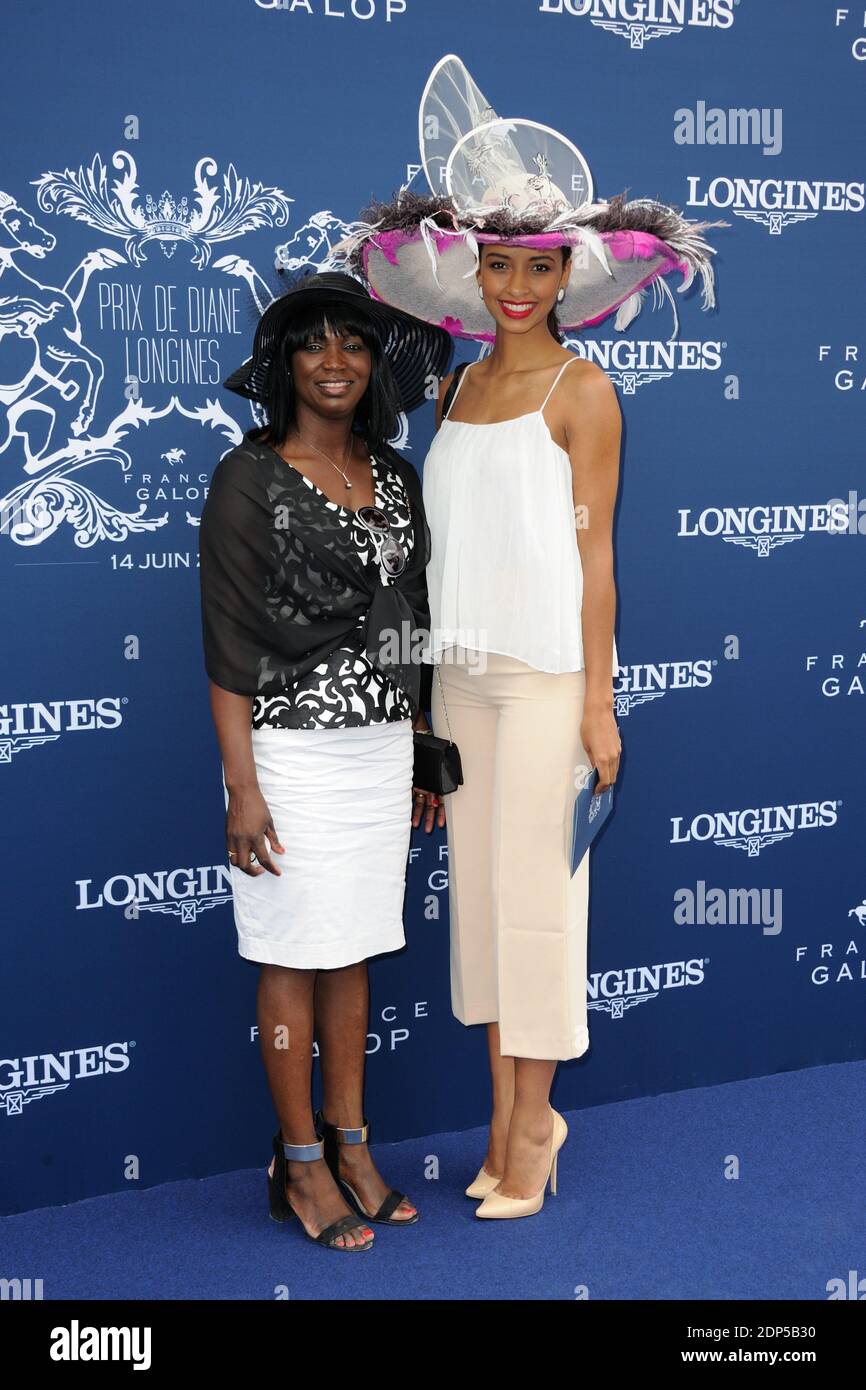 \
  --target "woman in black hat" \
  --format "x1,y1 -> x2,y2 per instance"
199,272 -> 452,1252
